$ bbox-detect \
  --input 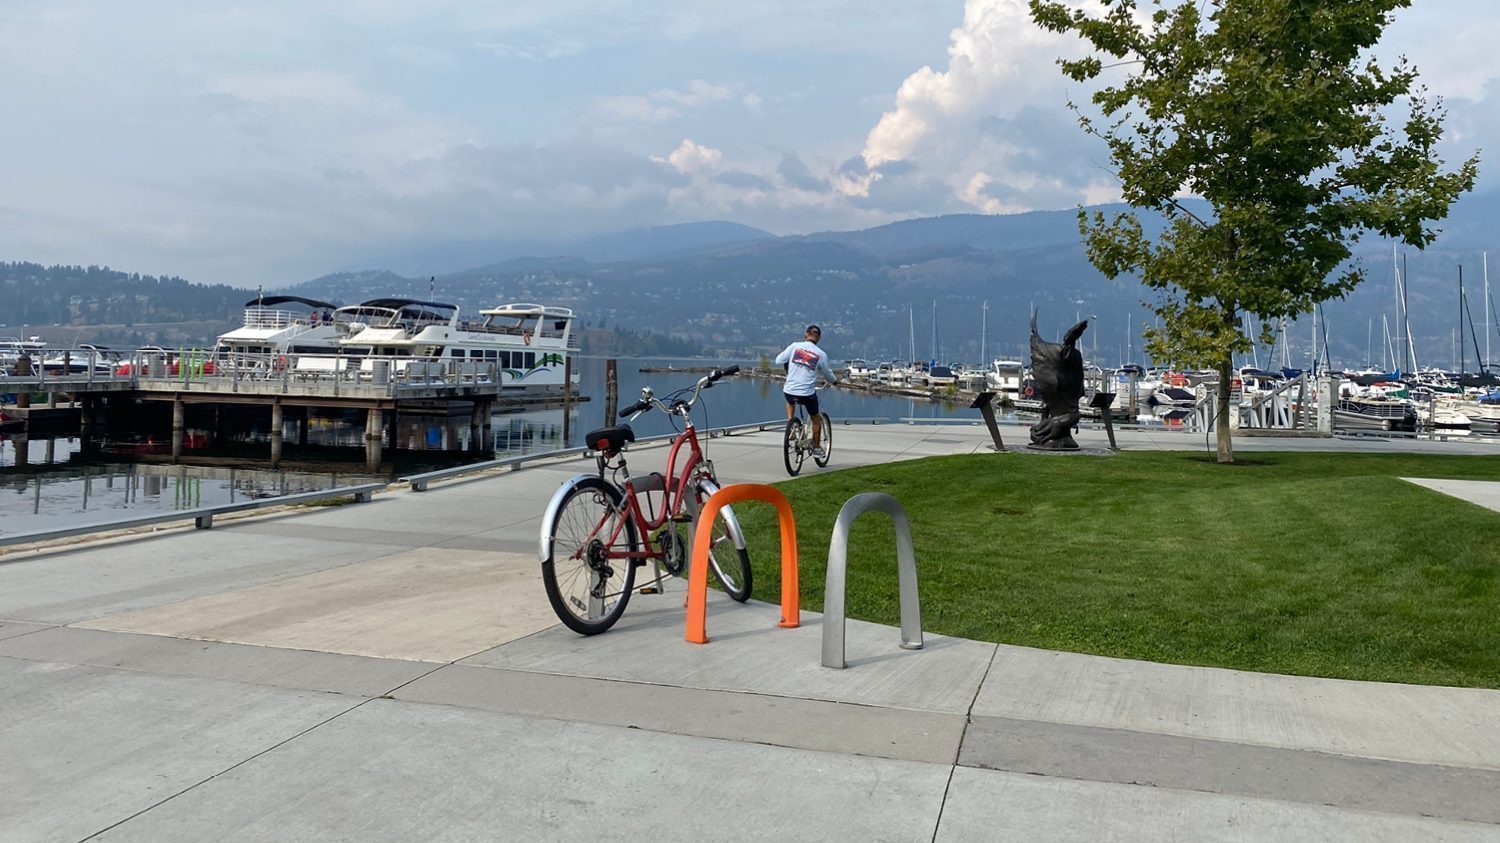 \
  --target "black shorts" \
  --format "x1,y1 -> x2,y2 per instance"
784,391 -> 820,417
